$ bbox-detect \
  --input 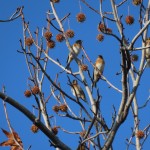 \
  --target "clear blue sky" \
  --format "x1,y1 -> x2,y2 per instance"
0,0 -> 150,150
